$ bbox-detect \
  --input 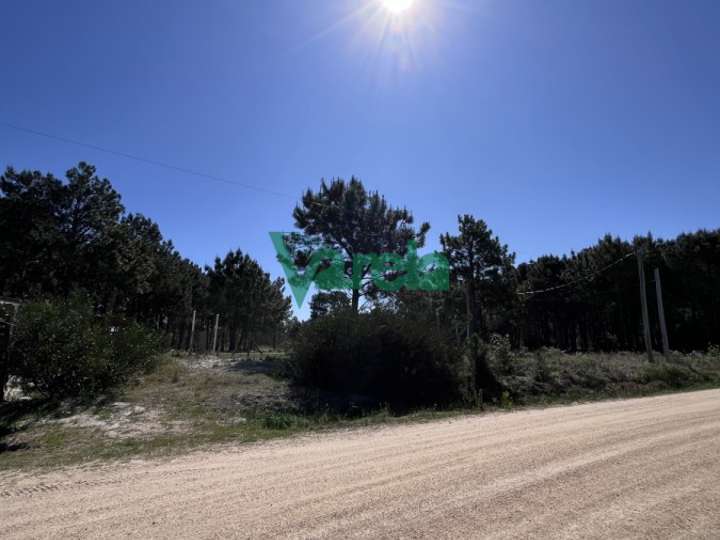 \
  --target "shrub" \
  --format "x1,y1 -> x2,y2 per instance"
488,334 -> 515,376
500,390 -> 513,409
642,363 -> 699,388
464,334 -> 503,401
290,309 -> 464,410
8,296 -> 160,399
534,350 -> 553,384
261,413 -> 308,430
